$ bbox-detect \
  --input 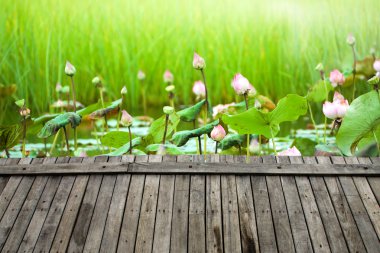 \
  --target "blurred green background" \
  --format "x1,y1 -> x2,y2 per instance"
0,0 -> 379,119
